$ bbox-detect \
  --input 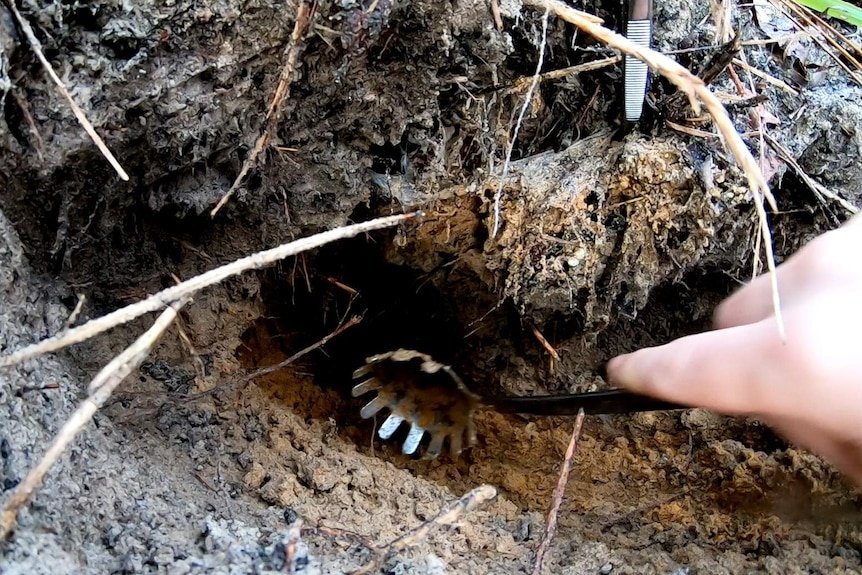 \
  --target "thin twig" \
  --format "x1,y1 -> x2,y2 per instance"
323,276 -> 359,296
386,485 -> 497,553
490,0 -> 504,31
186,315 -> 362,401
492,6 -> 550,238
4,0 -> 129,181
665,119 -> 718,139
509,55 -> 622,93
11,91 -> 44,160
0,212 -> 420,368
0,298 -> 190,540
531,409 -> 586,575
211,1 -> 316,216
528,322 -> 560,361
302,525 -> 383,557
351,484 -> 498,575
61,294 -> 87,331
